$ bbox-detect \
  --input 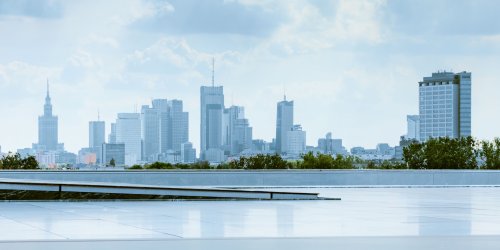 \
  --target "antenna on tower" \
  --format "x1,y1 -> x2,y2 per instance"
211,57 -> 215,87
97,109 -> 100,121
46,78 -> 49,96
283,85 -> 287,101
